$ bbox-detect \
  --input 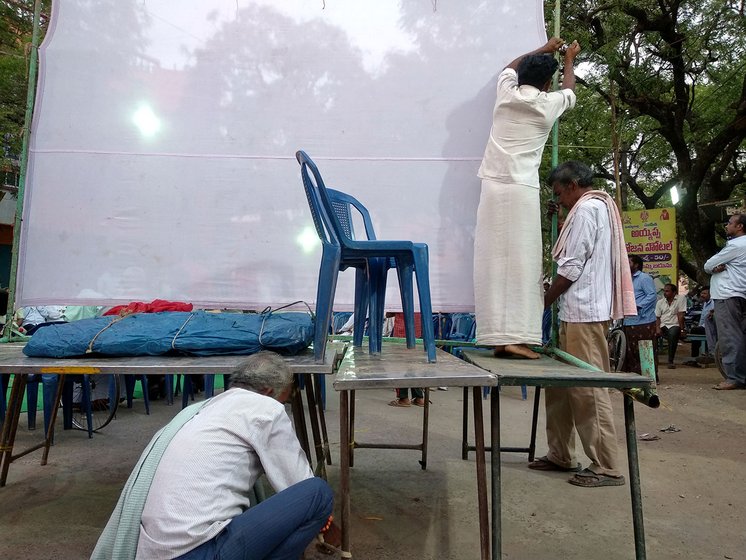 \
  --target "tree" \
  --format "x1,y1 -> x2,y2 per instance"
550,0 -> 746,285
0,0 -> 49,169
